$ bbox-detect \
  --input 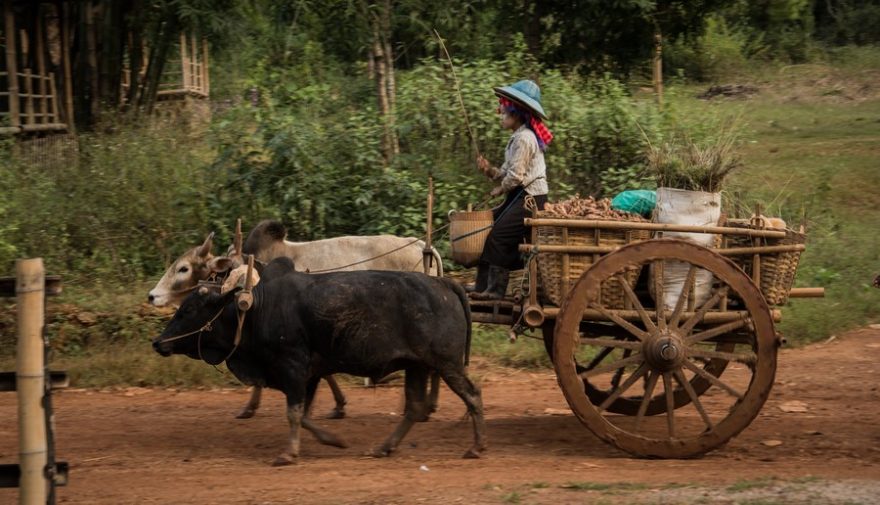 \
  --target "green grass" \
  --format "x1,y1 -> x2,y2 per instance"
665,87 -> 880,343
561,481 -> 649,492
726,477 -> 776,493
